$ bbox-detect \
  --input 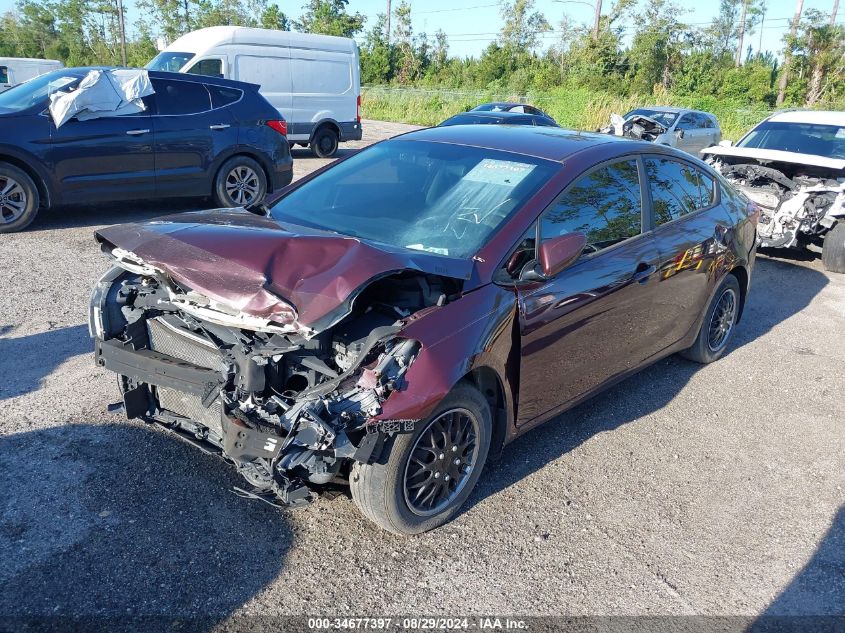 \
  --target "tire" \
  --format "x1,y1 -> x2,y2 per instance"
311,126 -> 339,158
350,382 -> 492,535
0,162 -> 40,233
213,156 -> 267,208
681,274 -> 741,364
822,222 -> 845,274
